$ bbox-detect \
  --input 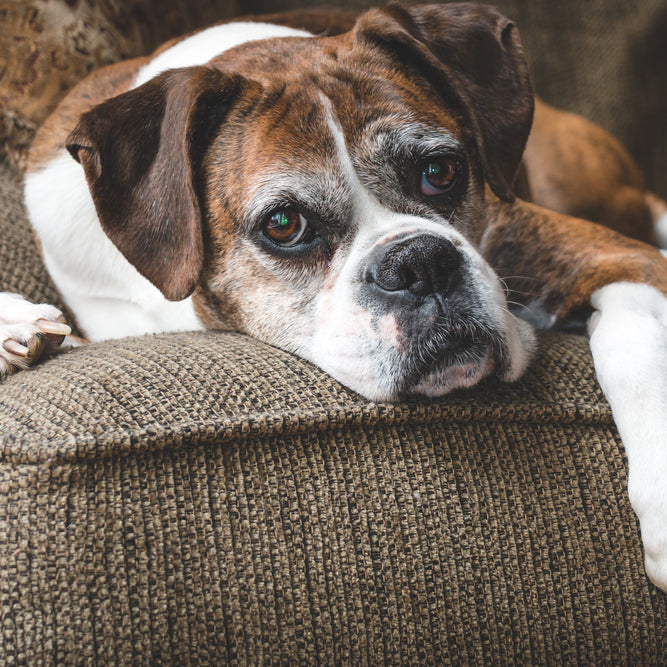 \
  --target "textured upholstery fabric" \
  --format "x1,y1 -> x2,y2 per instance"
2,327 -> 667,664
1,0 -> 667,664
0,166 -> 70,317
